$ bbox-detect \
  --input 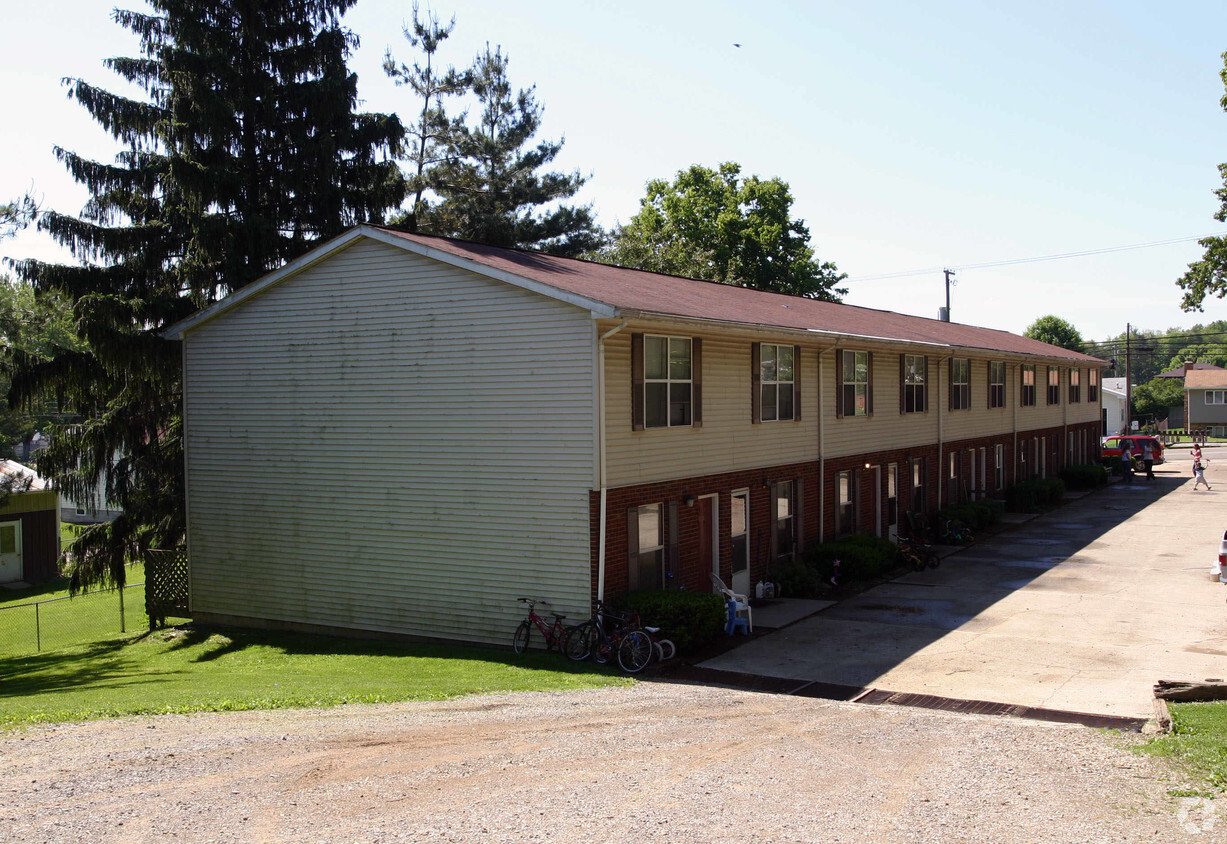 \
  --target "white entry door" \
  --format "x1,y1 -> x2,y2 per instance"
0,521 -> 22,583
